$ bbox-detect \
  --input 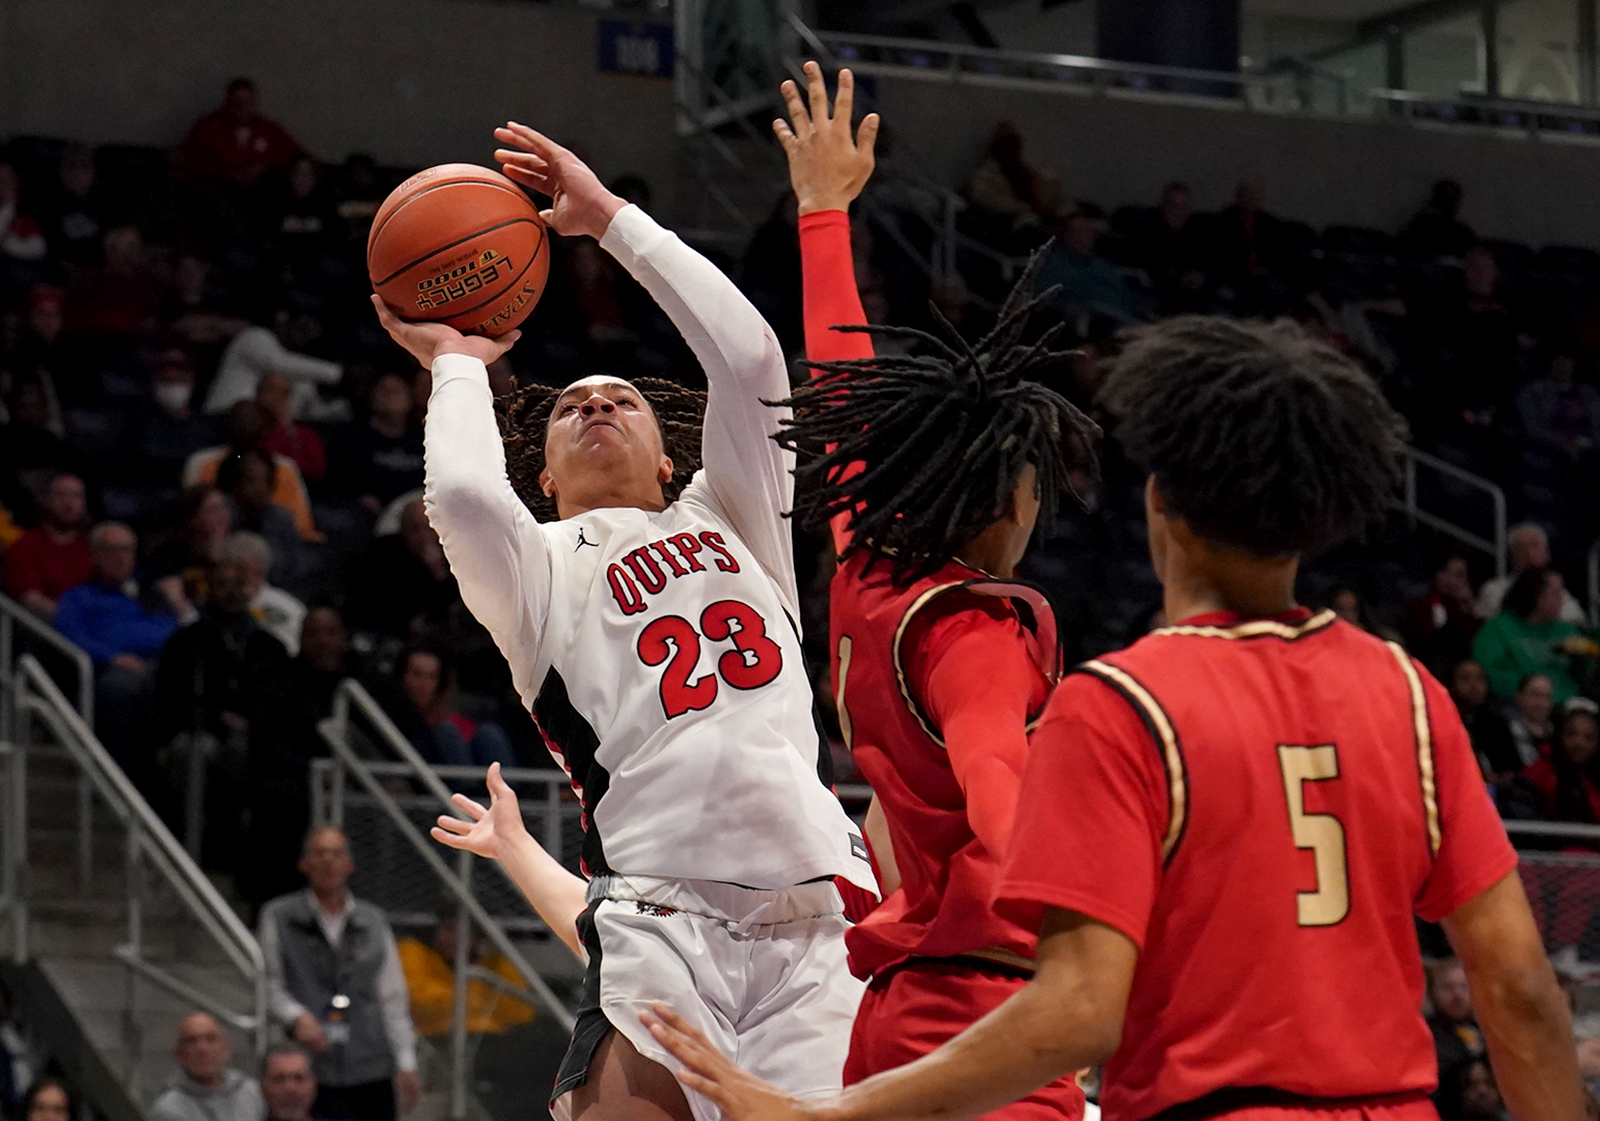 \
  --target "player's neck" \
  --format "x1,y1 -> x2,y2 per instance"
554,484 -> 668,519
1162,545 -> 1300,624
